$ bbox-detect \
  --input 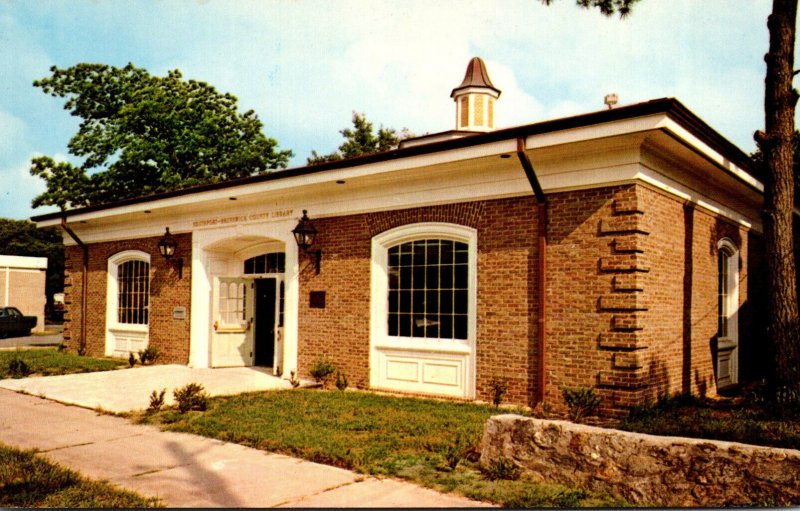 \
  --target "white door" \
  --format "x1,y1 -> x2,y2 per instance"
211,277 -> 254,367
